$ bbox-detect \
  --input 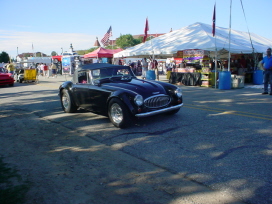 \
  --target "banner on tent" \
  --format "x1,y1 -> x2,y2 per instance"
176,49 -> 205,61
